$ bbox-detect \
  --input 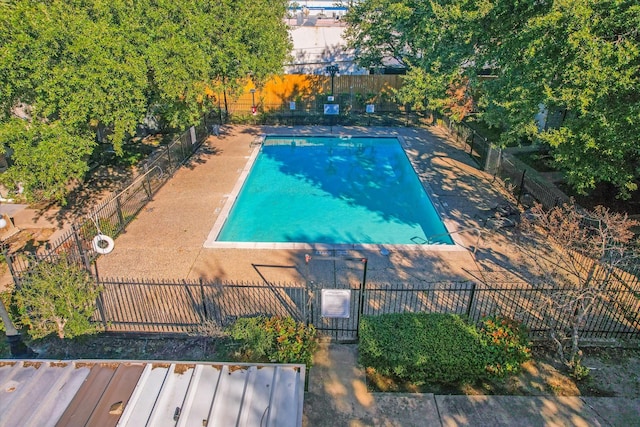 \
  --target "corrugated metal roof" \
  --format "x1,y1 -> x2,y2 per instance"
0,360 -> 305,427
